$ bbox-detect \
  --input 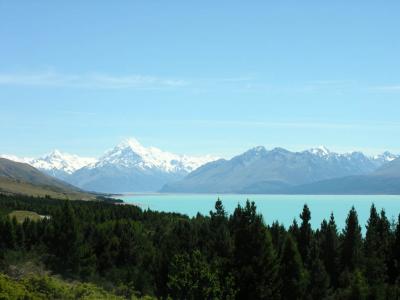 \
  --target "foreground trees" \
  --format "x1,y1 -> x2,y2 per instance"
1,194 -> 400,299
